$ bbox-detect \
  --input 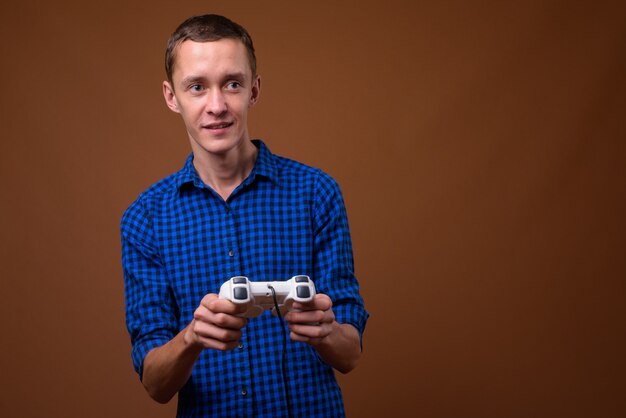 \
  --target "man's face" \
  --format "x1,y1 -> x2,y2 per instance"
163,39 -> 260,158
